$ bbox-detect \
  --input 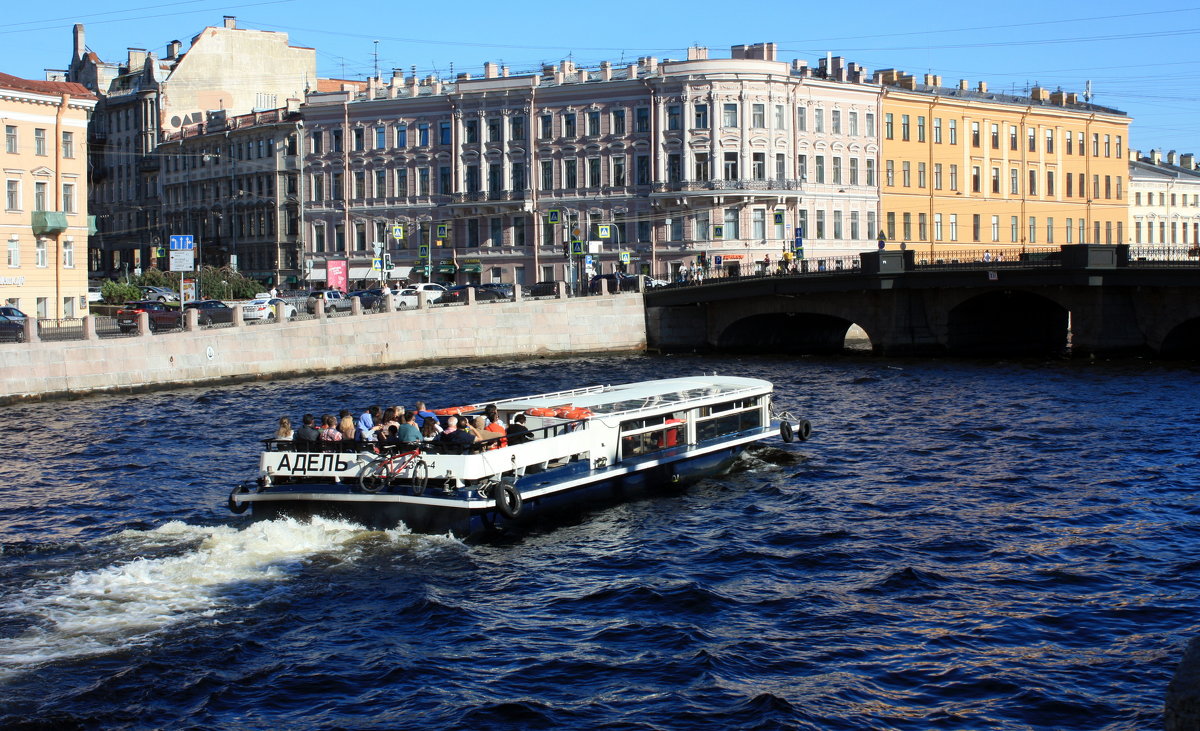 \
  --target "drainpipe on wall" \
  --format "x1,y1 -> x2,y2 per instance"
55,93 -> 69,318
